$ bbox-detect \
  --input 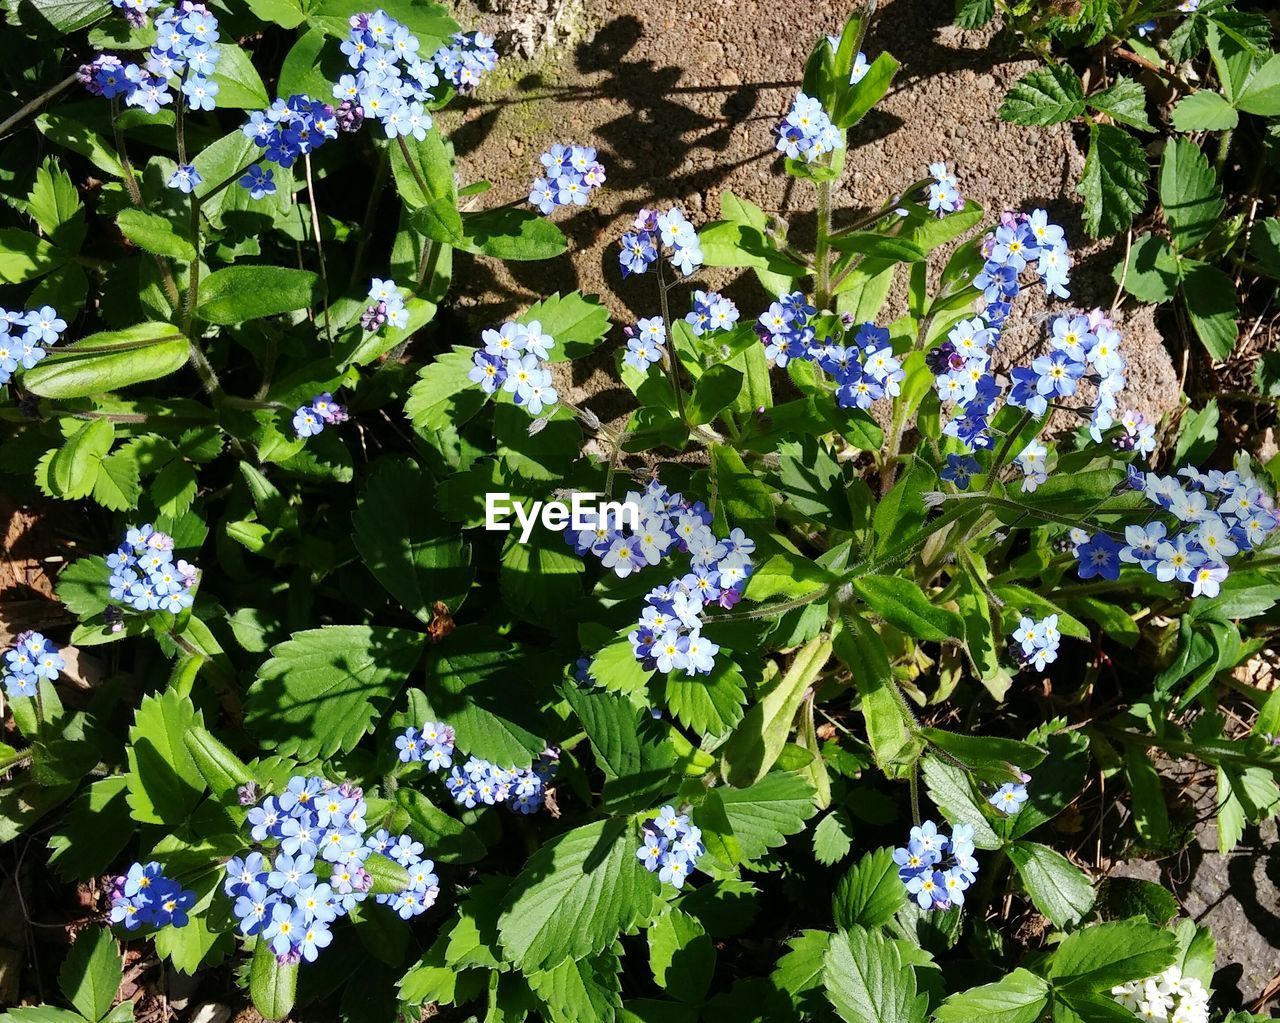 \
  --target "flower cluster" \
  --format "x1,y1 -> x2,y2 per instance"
80,2 -> 222,121
926,161 -> 963,215
775,93 -> 842,163
467,319 -> 559,416
398,719 -> 559,815
637,805 -> 705,890
110,862 -> 196,930
432,31 -> 498,92
623,317 -> 666,372
1011,614 -> 1061,672
110,0 -> 160,27
230,776 -> 438,963
1073,454 -> 1278,596
242,95 -> 338,193
1111,966 -> 1209,1023
0,306 -> 67,386
893,820 -> 978,910
685,290 -> 740,337
106,524 -> 198,616
361,277 -> 409,333
2,631 -> 63,699
619,207 -> 702,278
528,144 -> 606,214
293,393 -> 348,439
335,11 -> 437,140
978,209 -> 1072,312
